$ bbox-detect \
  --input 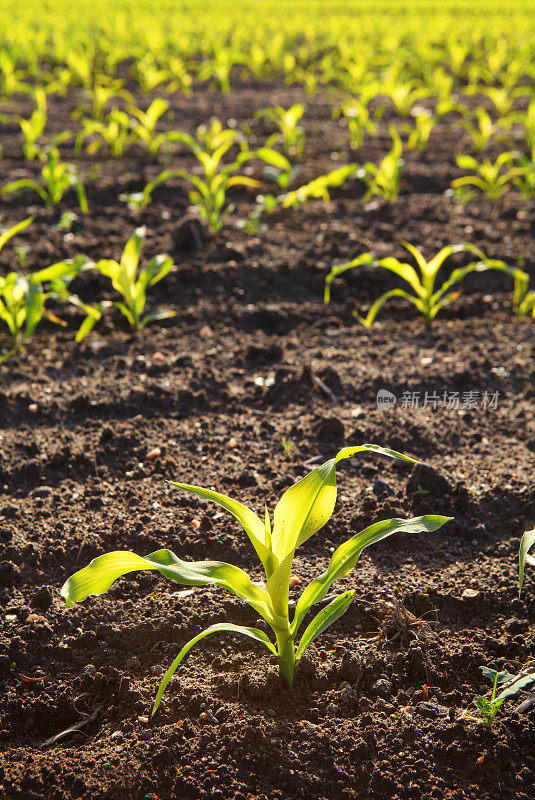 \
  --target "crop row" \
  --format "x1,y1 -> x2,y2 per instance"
2,216 -> 534,364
